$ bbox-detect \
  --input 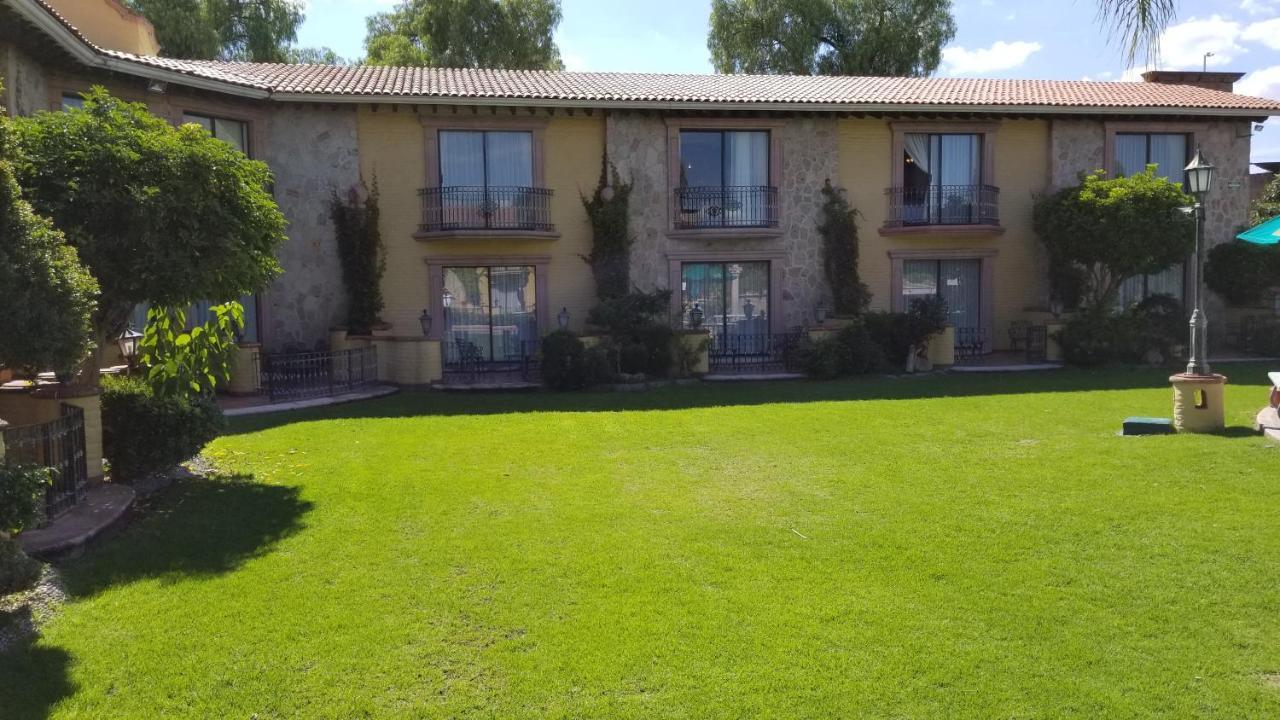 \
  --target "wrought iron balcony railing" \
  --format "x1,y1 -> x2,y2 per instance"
884,184 -> 1000,227
419,185 -> 555,233
673,185 -> 779,230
